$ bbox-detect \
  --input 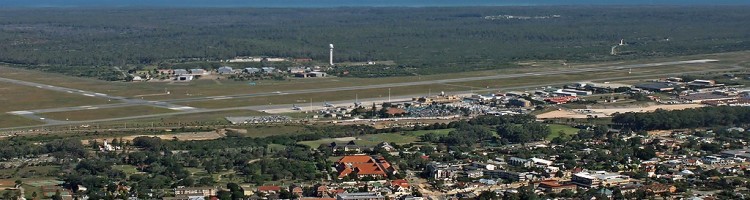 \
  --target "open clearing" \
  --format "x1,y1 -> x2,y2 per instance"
546,124 -> 580,140
537,104 -> 705,119
38,106 -> 176,121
